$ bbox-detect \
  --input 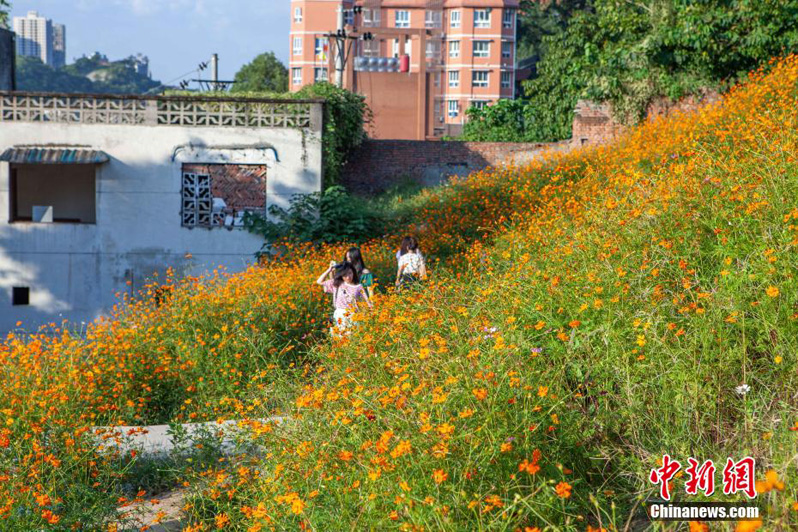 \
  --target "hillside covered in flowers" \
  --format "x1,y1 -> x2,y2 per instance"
2,56 -> 798,530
